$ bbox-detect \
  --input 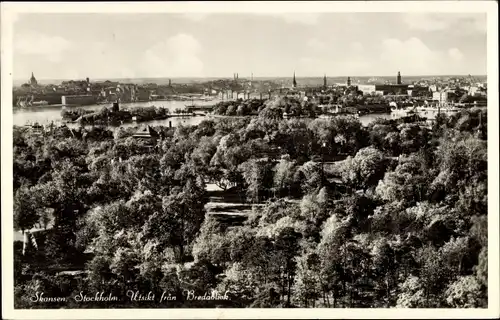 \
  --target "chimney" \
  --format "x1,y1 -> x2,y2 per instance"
112,101 -> 119,112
